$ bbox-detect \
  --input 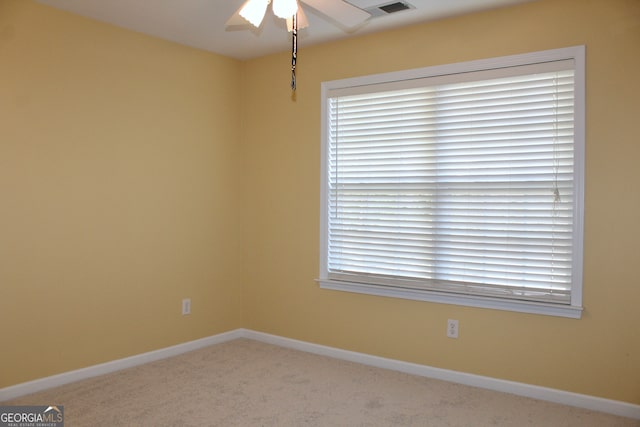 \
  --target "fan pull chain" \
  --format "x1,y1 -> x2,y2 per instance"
291,13 -> 297,91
